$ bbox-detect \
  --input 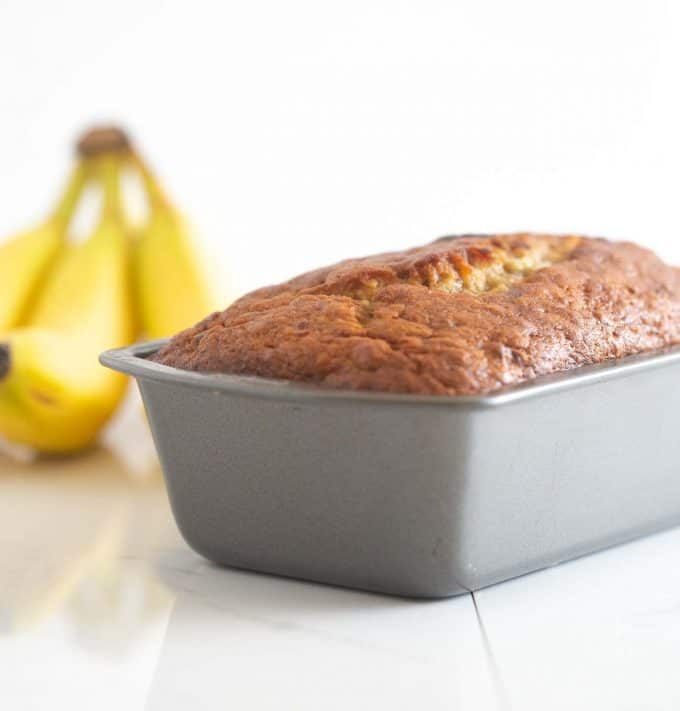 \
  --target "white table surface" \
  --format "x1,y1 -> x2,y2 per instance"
1,449 -> 679,711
